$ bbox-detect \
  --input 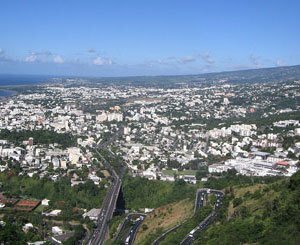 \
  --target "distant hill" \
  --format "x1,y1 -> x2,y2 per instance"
196,64 -> 300,84
2,64 -> 300,87
86,64 -> 300,86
